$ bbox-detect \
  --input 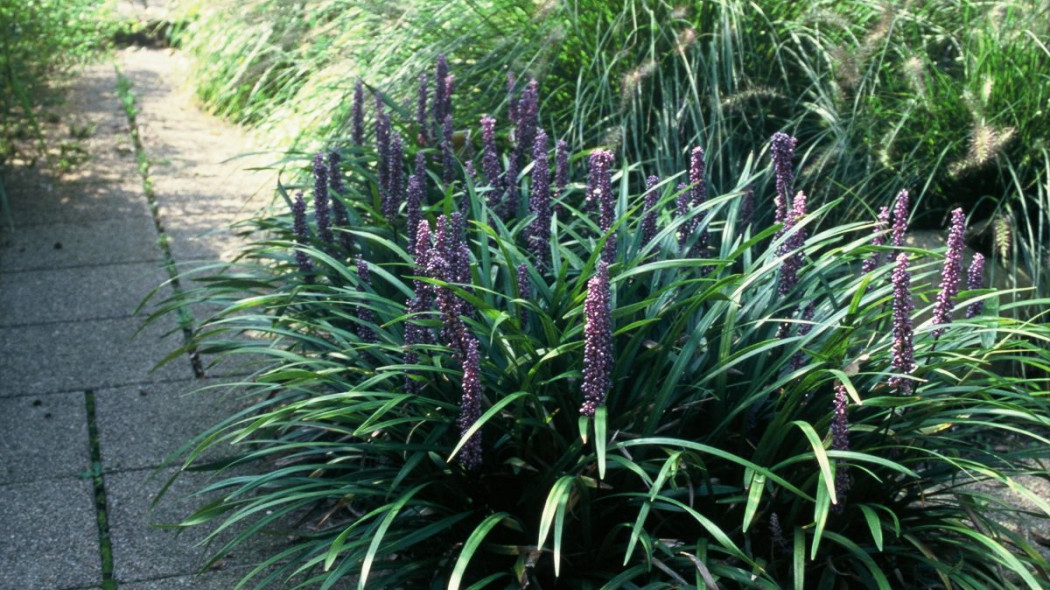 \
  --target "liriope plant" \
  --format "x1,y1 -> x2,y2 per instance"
156,56 -> 1050,589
